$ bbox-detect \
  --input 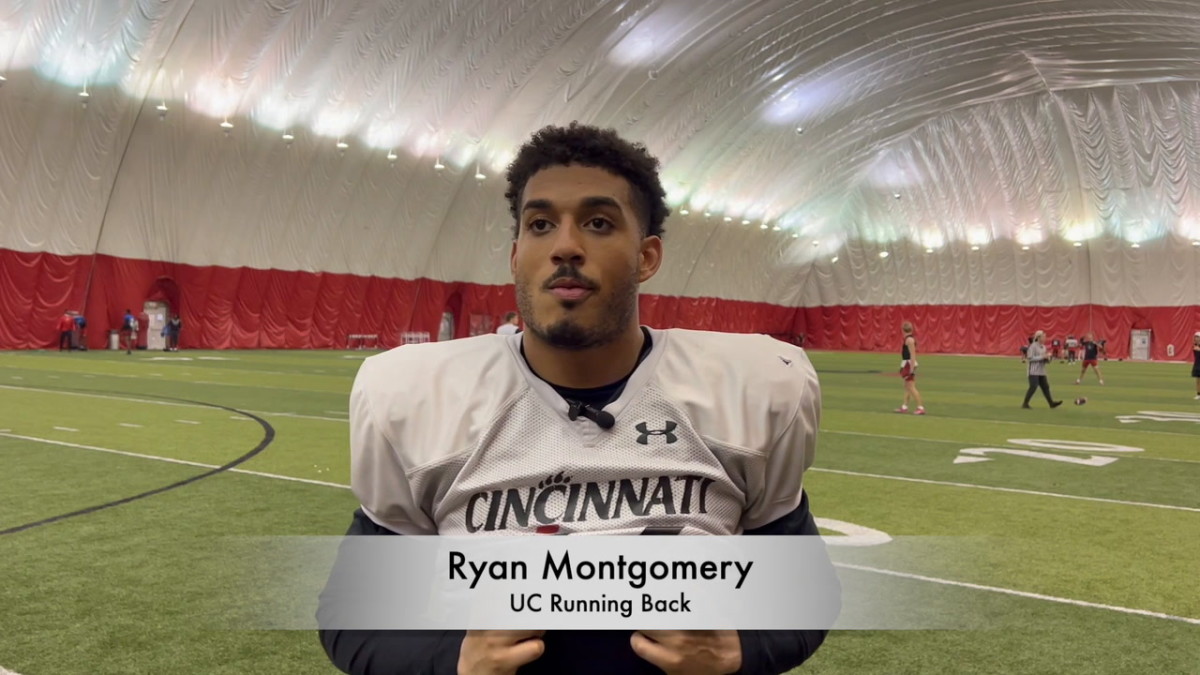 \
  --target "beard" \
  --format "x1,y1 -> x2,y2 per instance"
516,264 -> 639,351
